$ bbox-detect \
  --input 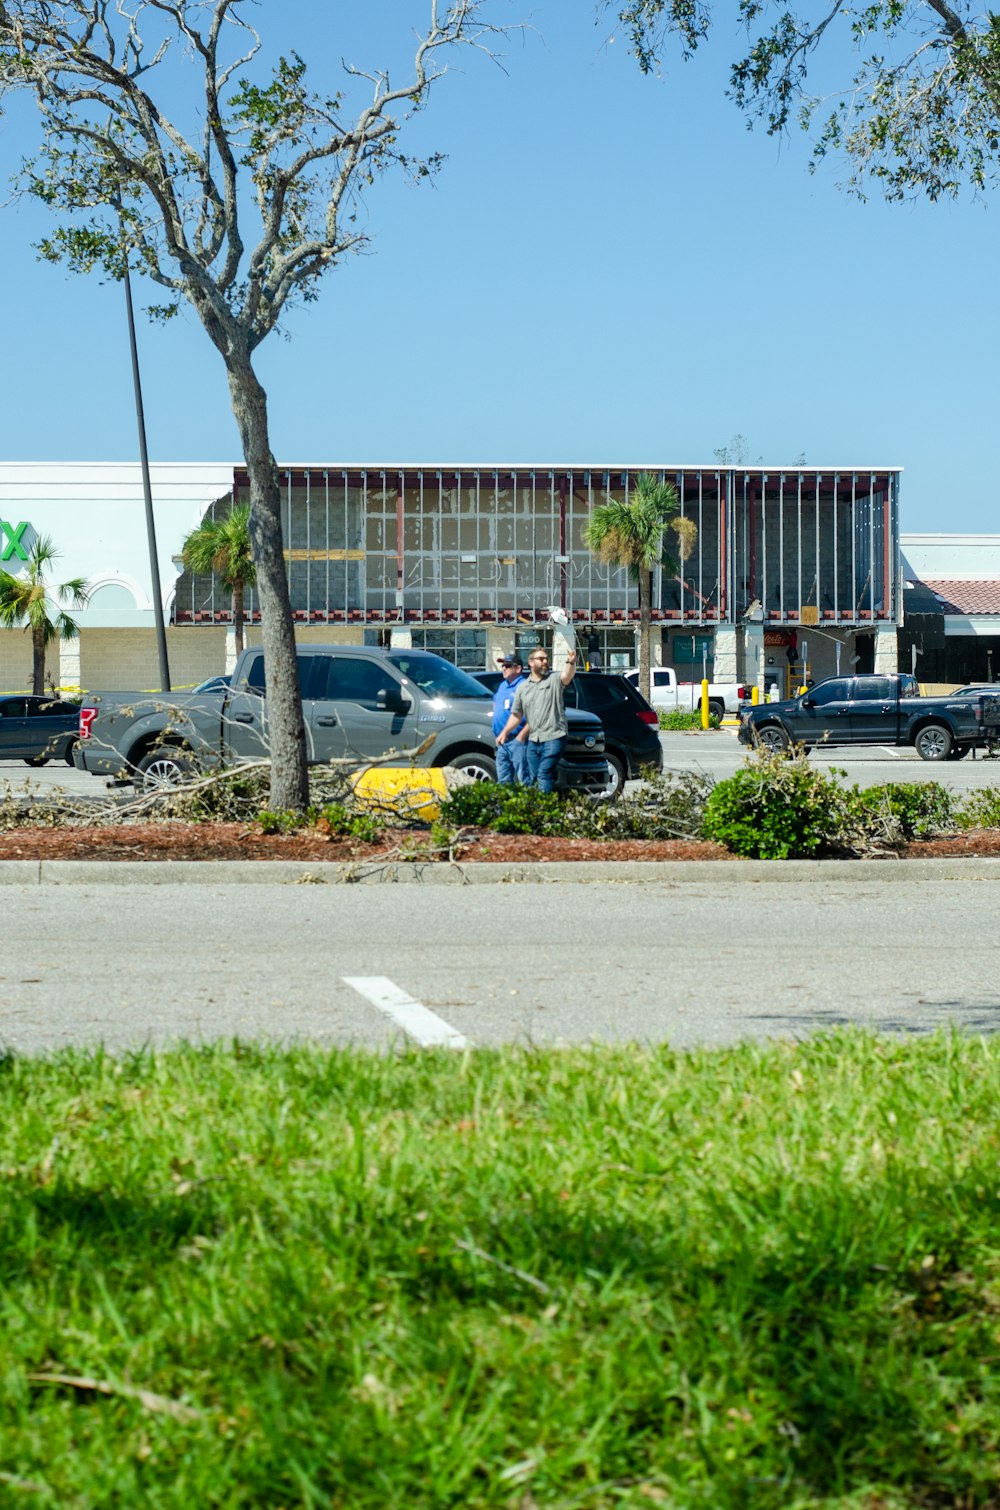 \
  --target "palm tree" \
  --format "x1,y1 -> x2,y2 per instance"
583,474 -> 696,706
181,504 -> 256,657
0,535 -> 89,695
